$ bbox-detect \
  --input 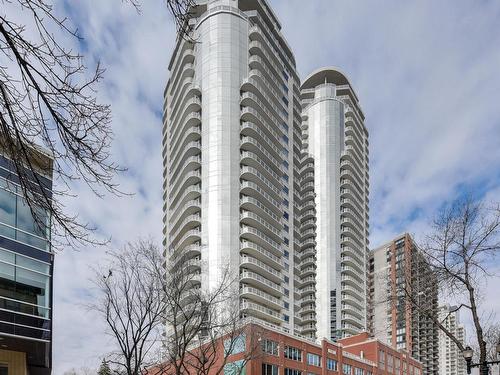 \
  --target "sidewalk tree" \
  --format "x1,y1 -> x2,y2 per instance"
406,196 -> 500,371
93,239 -> 262,375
